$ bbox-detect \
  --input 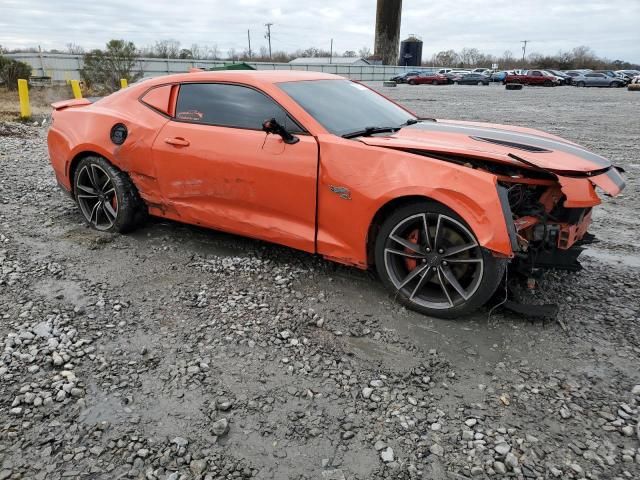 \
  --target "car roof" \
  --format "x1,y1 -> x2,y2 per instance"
137,70 -> 342,89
